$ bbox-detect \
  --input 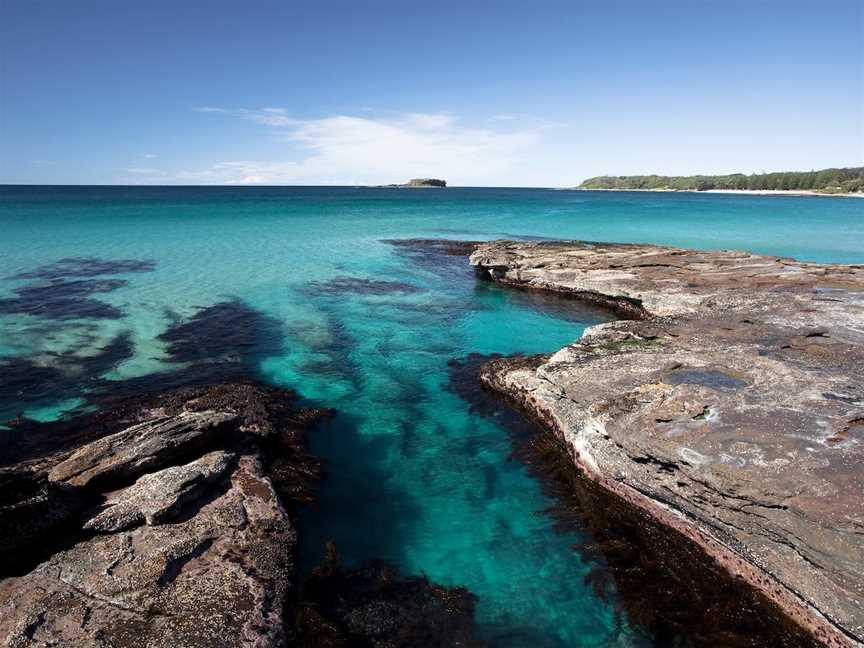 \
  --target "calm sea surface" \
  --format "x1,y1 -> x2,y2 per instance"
1,186 -> 861,646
